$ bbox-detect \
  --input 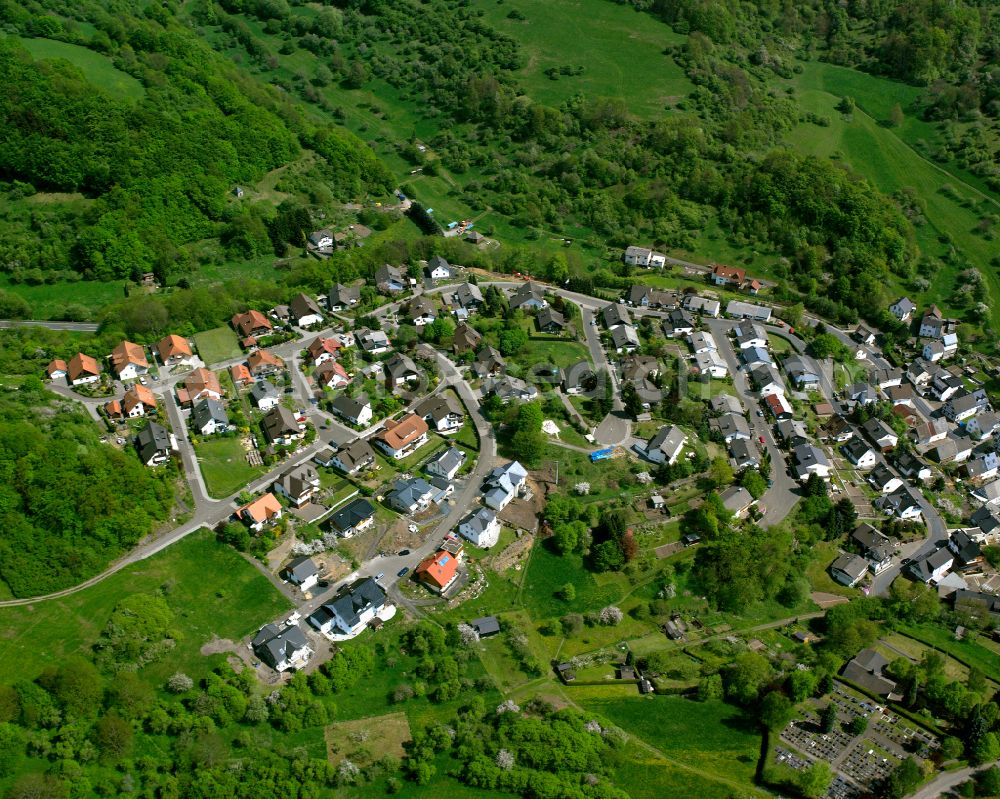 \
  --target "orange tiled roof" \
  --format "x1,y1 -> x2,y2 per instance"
316,361 -> 349,386
307,336 -> 341,360
68,352 -> 101,381
123,384 -> 157,412
46,359 -> 67,376
110,340 -> 148,372
157,334 -> 192,363
230,364 -> 252,385
184,367 -> 222,397
248,349 -> 284,372
237,493 -> 282,525
231,309 -> 273,337
712,264 -> 746,282
377,413 -> 428,450
415,550 -> 458,589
